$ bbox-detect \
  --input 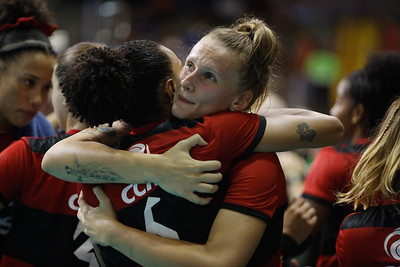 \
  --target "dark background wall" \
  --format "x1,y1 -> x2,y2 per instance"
47,0 -> 400,112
